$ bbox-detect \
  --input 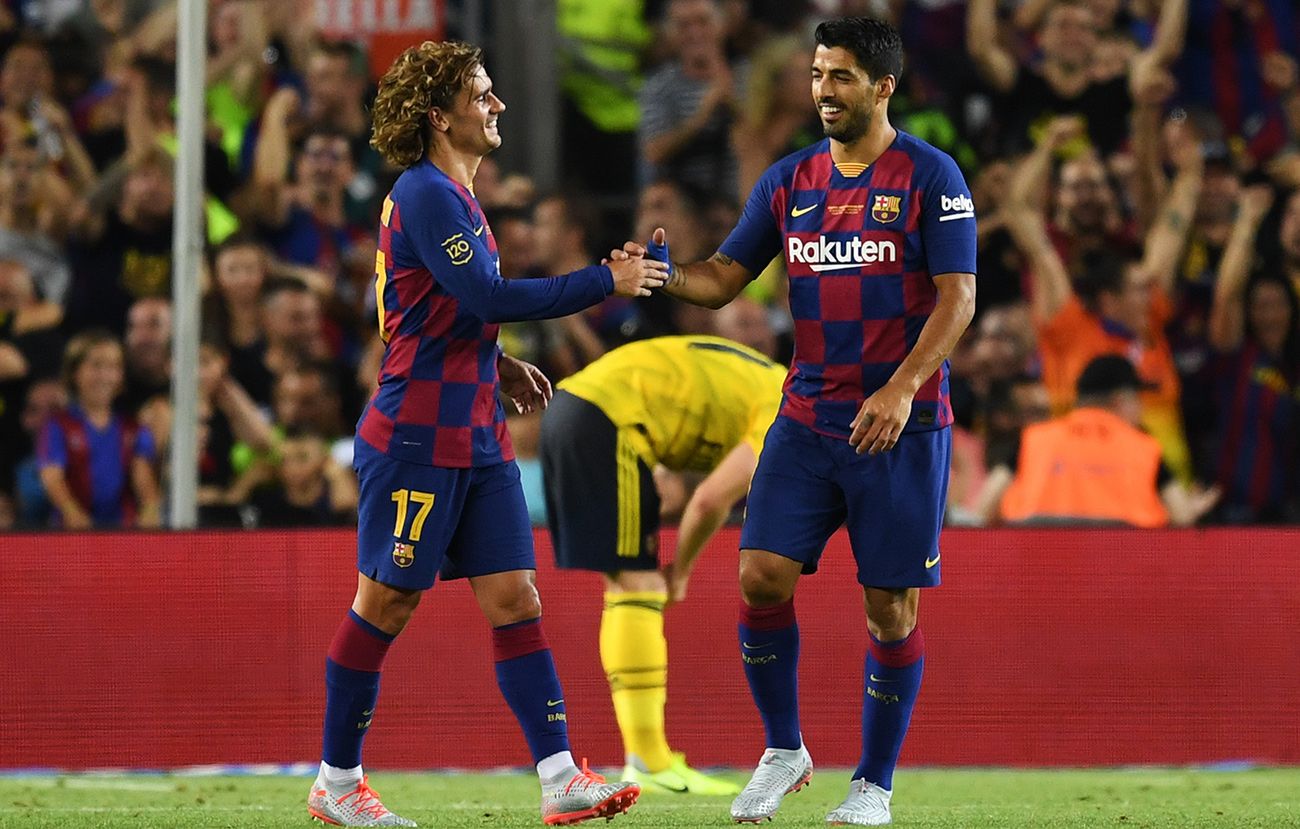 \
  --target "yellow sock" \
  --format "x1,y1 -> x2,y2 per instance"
600,591 -> 672,772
